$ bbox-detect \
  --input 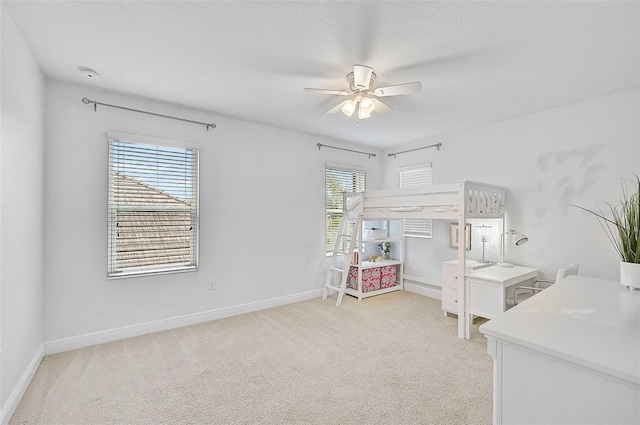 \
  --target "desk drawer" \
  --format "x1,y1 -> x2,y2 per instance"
468,278 -> 502,319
